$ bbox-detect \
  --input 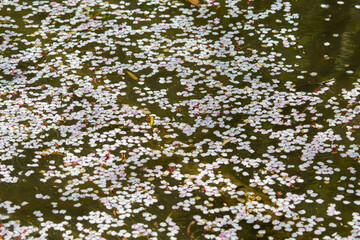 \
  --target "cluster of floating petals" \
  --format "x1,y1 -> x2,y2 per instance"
0,0 -> 360,239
